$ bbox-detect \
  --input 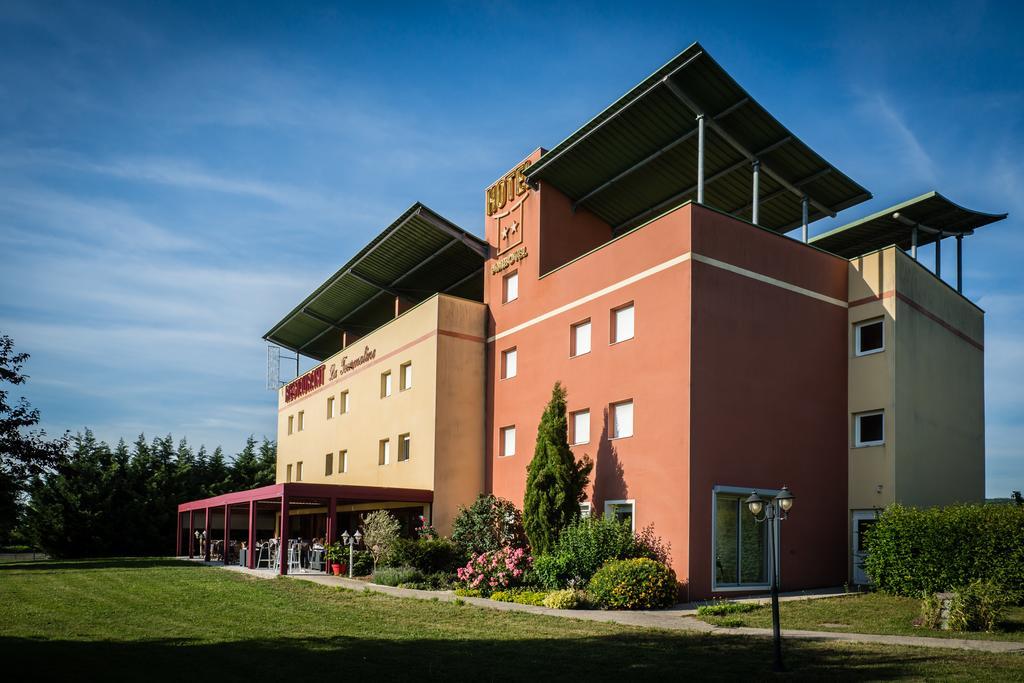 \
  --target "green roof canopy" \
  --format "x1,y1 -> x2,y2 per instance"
525,42 -> 871,234
263,203 -> 488,361
810,191 -> 1008,259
